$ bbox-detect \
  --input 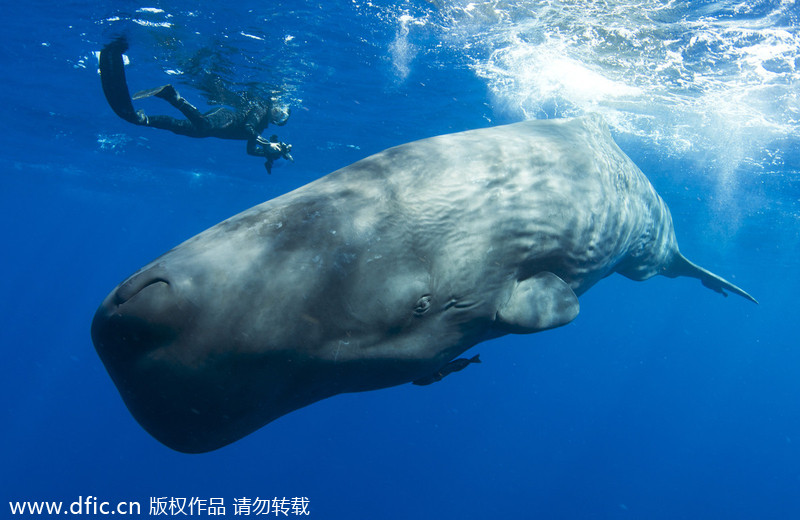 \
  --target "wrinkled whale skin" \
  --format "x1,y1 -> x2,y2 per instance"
91,115 -> 754,452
